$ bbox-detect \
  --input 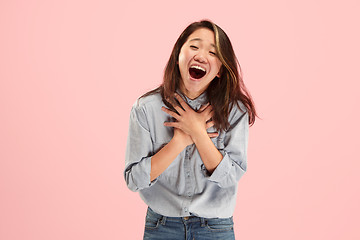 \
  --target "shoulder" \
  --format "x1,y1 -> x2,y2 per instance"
130,91 -> 163,119
129,92 -> 163,130
132,91 -> 163,111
